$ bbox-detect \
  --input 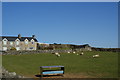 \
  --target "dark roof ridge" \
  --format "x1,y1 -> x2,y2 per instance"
0,36 -> 38,42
